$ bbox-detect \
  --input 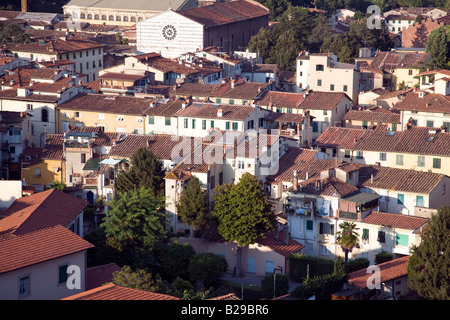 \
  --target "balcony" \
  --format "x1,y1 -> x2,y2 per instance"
339,211 -> 358,220
84,176 -> 98,187
64,140 -> 90,150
